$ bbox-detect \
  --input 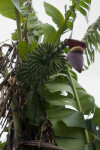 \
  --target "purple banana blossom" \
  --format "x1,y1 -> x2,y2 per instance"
67,39 -> 87,73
